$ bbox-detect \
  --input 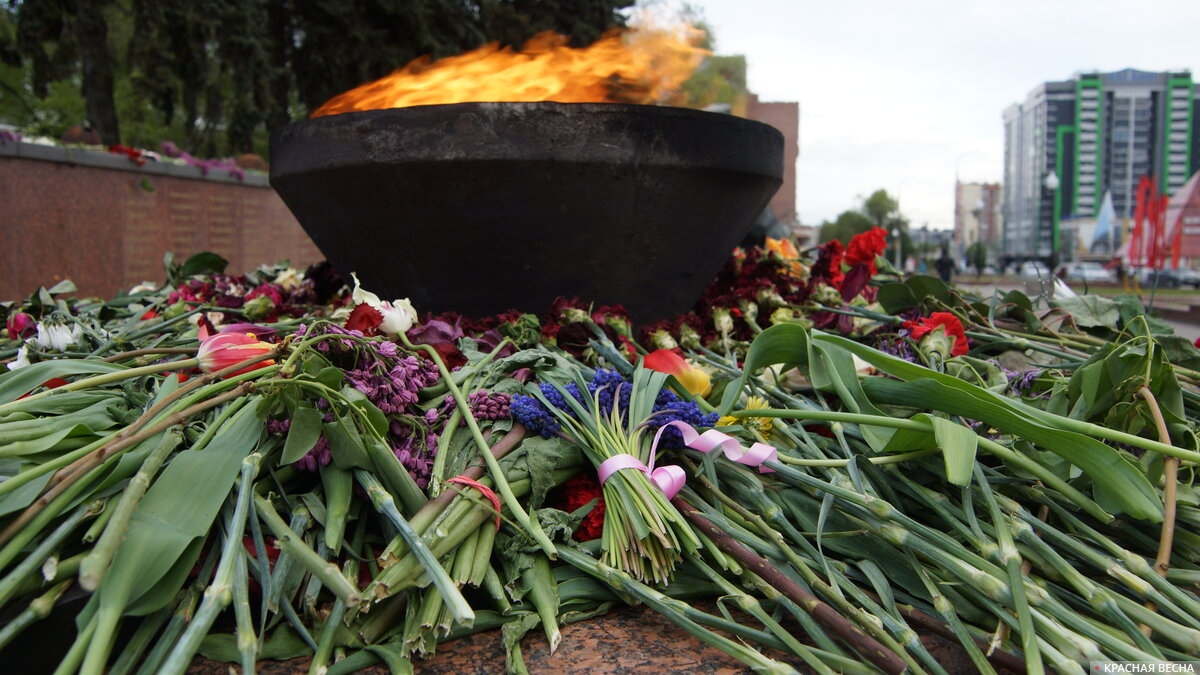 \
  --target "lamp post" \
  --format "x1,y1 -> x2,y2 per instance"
892,226 -> 902,270
1044,170 -> 1060,267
